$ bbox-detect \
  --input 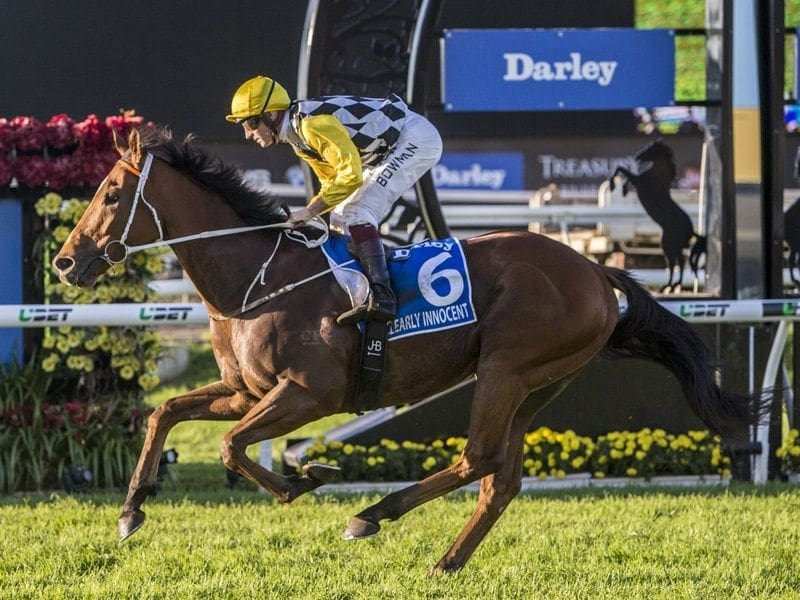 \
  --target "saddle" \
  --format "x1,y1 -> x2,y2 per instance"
321,233 -> 477,411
